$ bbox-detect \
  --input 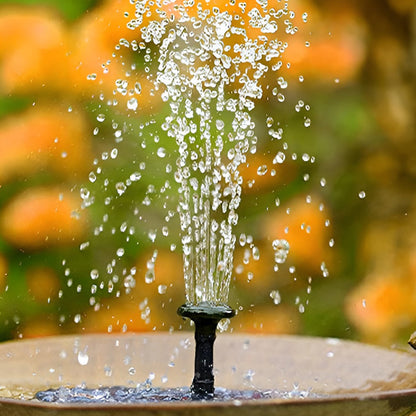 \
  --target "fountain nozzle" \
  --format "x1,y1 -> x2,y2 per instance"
178,302 -> 235,400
